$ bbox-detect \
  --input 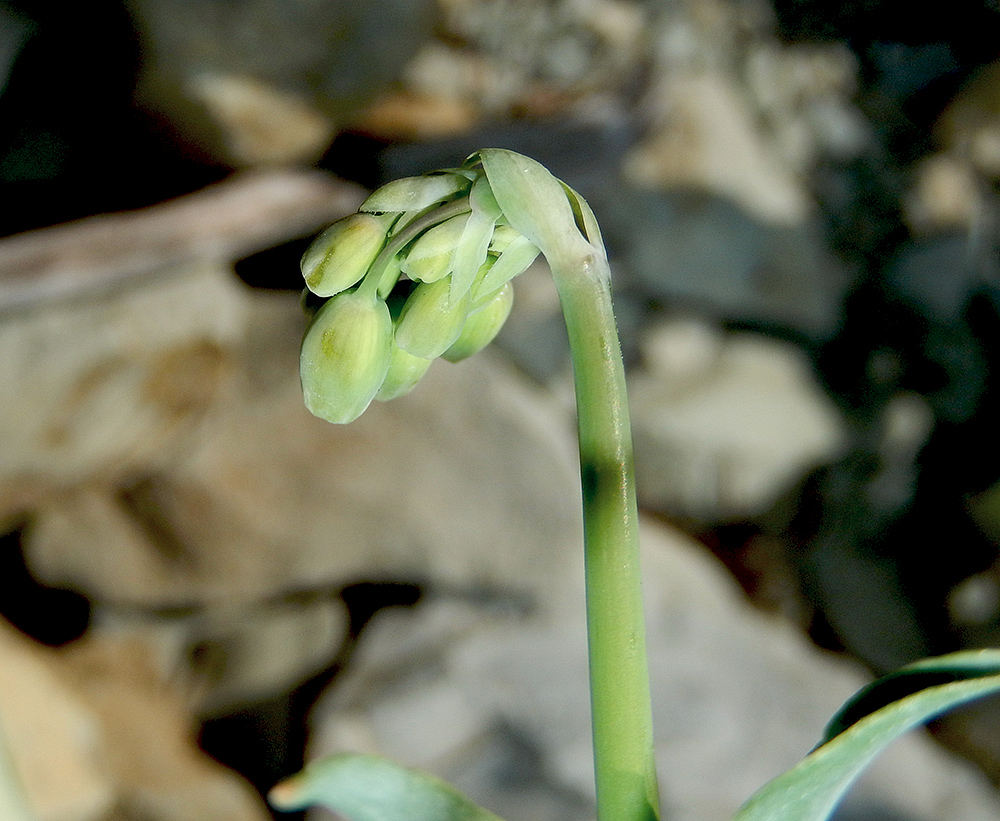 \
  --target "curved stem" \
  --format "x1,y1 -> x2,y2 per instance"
550,252 -> 660,821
